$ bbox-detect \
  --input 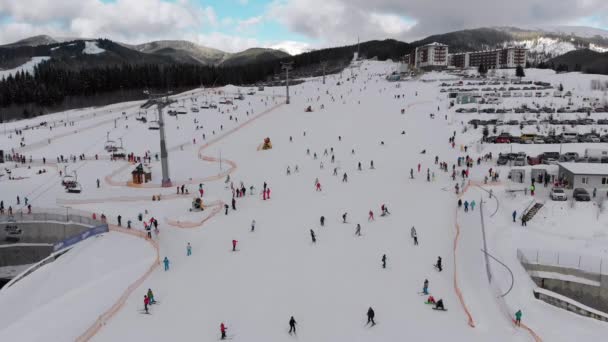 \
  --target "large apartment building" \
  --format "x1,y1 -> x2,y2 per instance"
448,47 -> 527,69
407,42 -> 449,70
